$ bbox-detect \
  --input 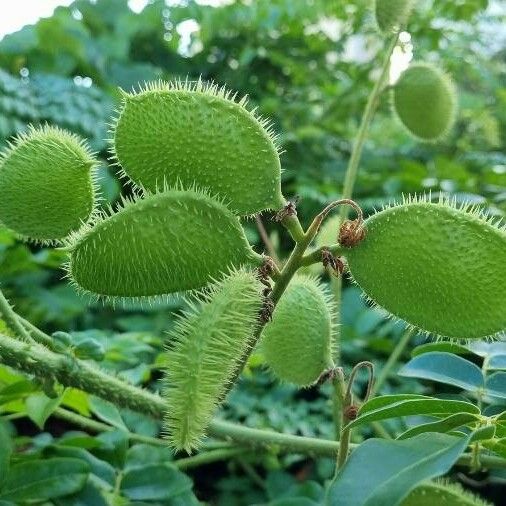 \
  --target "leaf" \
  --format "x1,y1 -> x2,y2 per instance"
89,396 -> 127,430
120,463 -> 193,501
487,354 -> 506,370
358,395 -> 429,414
327,433 -> 471,506
347,396 -> 480,430
0,421 -> 12,486
398,352 -> 484,391
411,342 -> 470,357
0,458 -> 89,502
25,392 -> 63,429
482,438 -> 506,459
485,372 -> 506,399
397,413 -> 479,440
